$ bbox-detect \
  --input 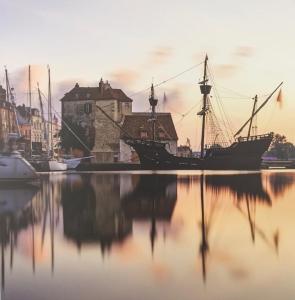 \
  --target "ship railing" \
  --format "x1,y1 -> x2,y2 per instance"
205,142 -> 229,149
236,133 -> 273,142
